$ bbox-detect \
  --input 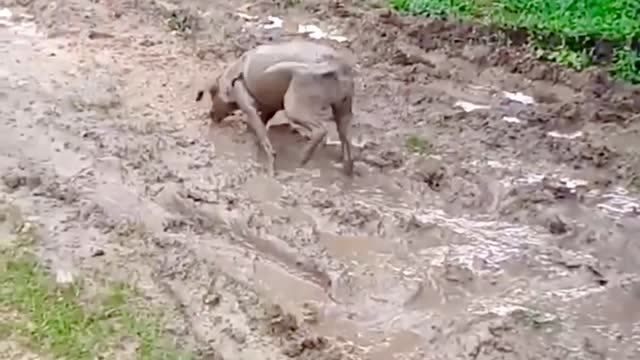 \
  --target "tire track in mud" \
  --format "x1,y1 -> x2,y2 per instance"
0,7 -> 354,359
2,0 -> 640,359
